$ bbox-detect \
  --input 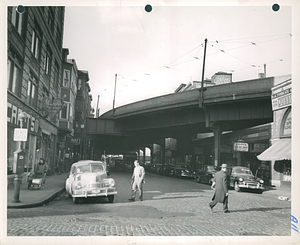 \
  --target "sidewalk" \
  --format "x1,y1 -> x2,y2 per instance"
7,173 -> 69,209
262,184 -> 291,201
